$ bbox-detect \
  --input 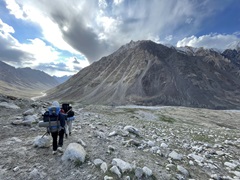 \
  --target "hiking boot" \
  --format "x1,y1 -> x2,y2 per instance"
57,147 -> 63,153
65,134 -> 68,139
69,132 -> 71,136
52,151 -> 57,155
